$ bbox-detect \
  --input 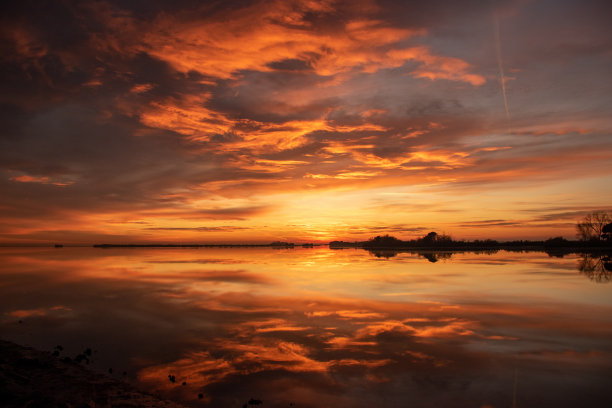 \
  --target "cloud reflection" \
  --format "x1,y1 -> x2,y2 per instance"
1,248 -> 611,407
